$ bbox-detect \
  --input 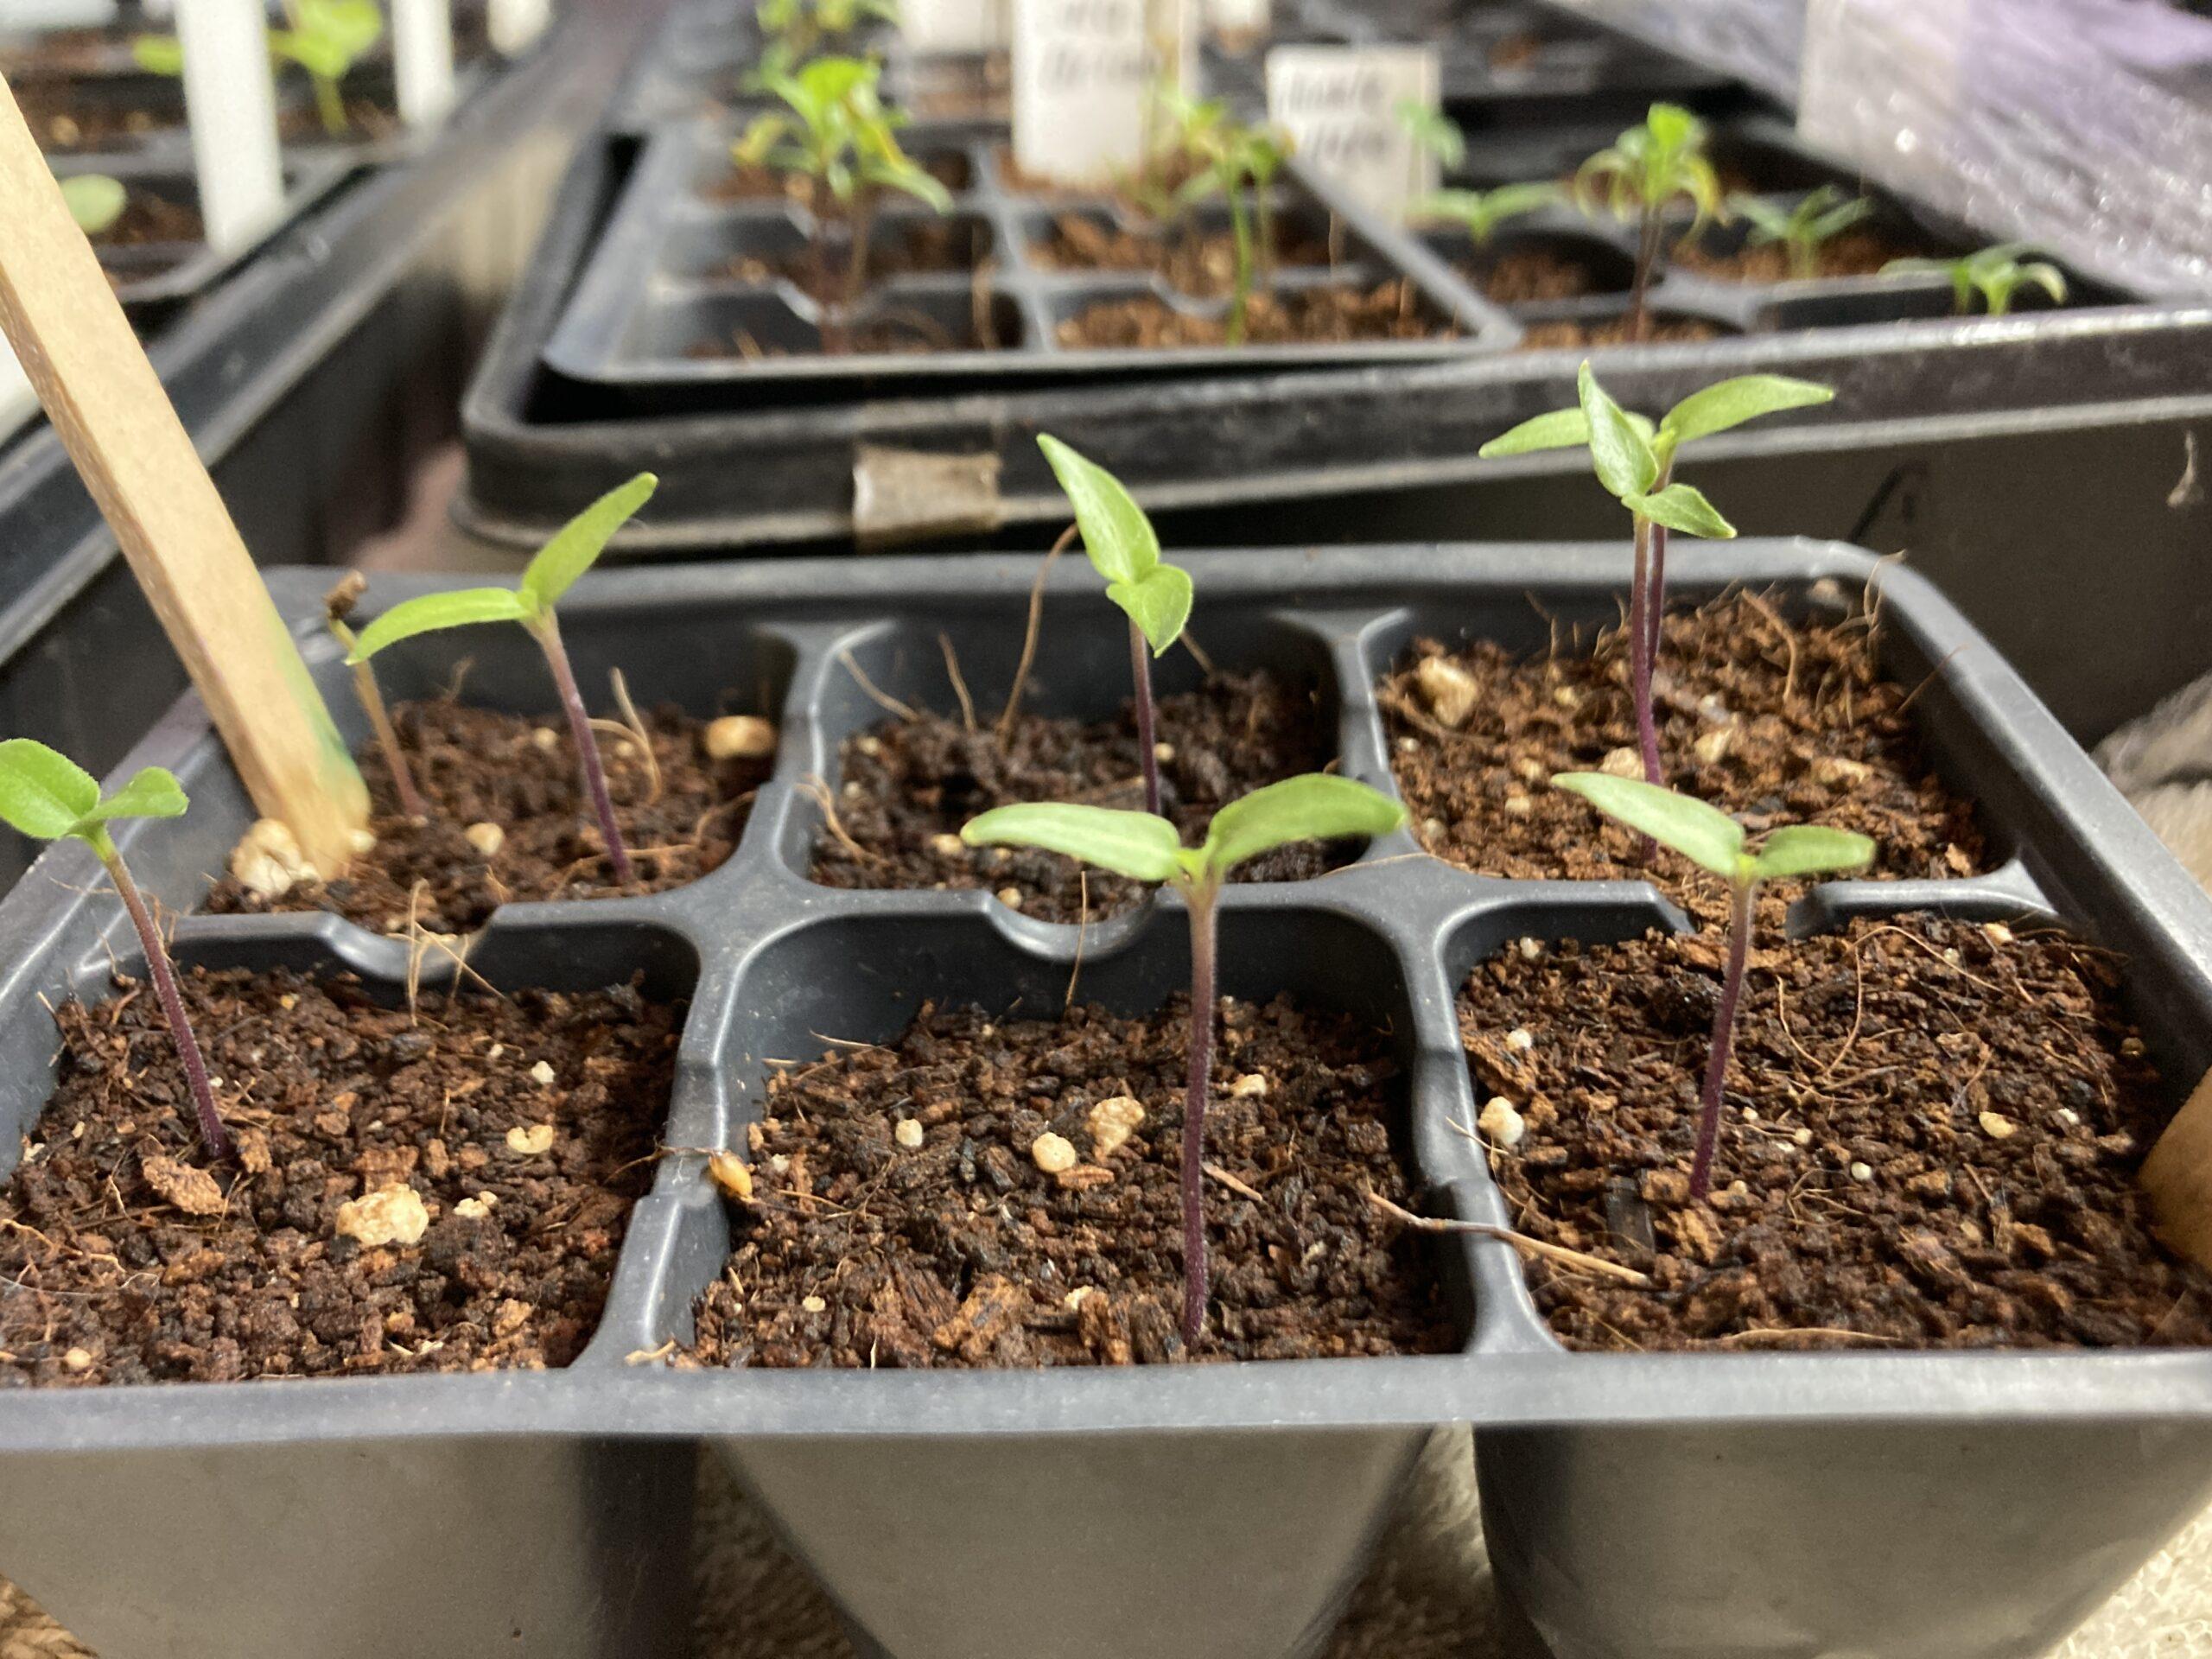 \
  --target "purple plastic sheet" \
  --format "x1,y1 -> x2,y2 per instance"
1545,0 -> 2212,295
